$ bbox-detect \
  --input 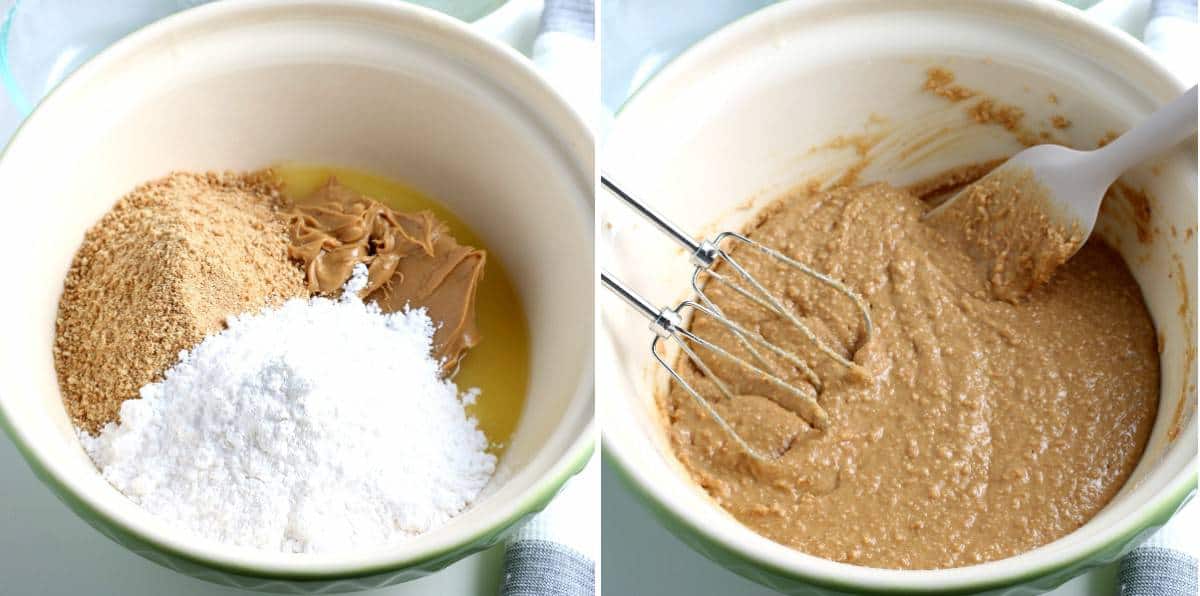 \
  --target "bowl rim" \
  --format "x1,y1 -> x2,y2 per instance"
0,0 -> 520,115
0,0 -> 595,581
602,0 -> 1198,592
